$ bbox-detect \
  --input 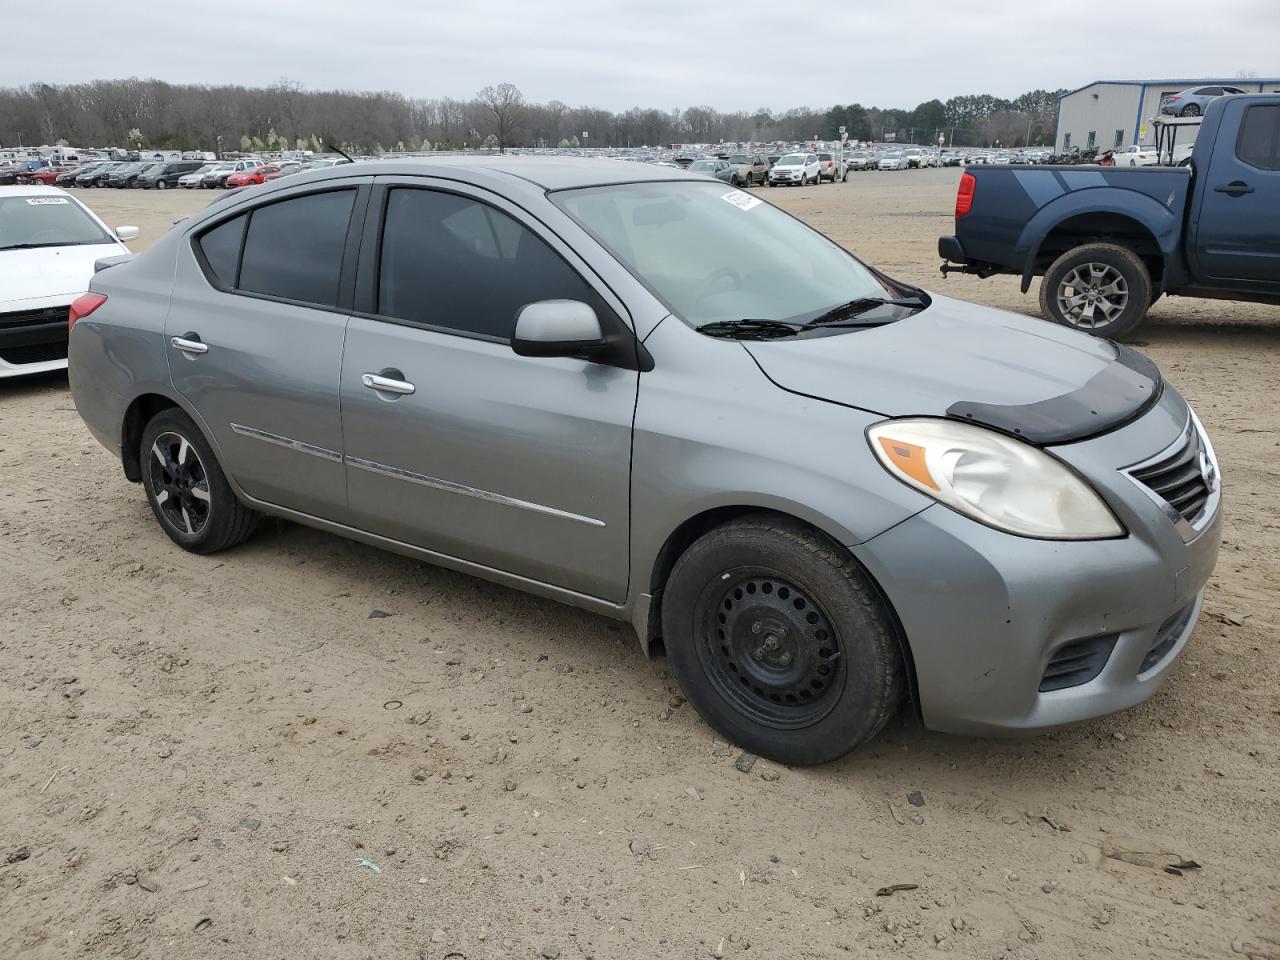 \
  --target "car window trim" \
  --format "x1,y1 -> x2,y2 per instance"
189,182 -> 370,312
354,177 -> 634,350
